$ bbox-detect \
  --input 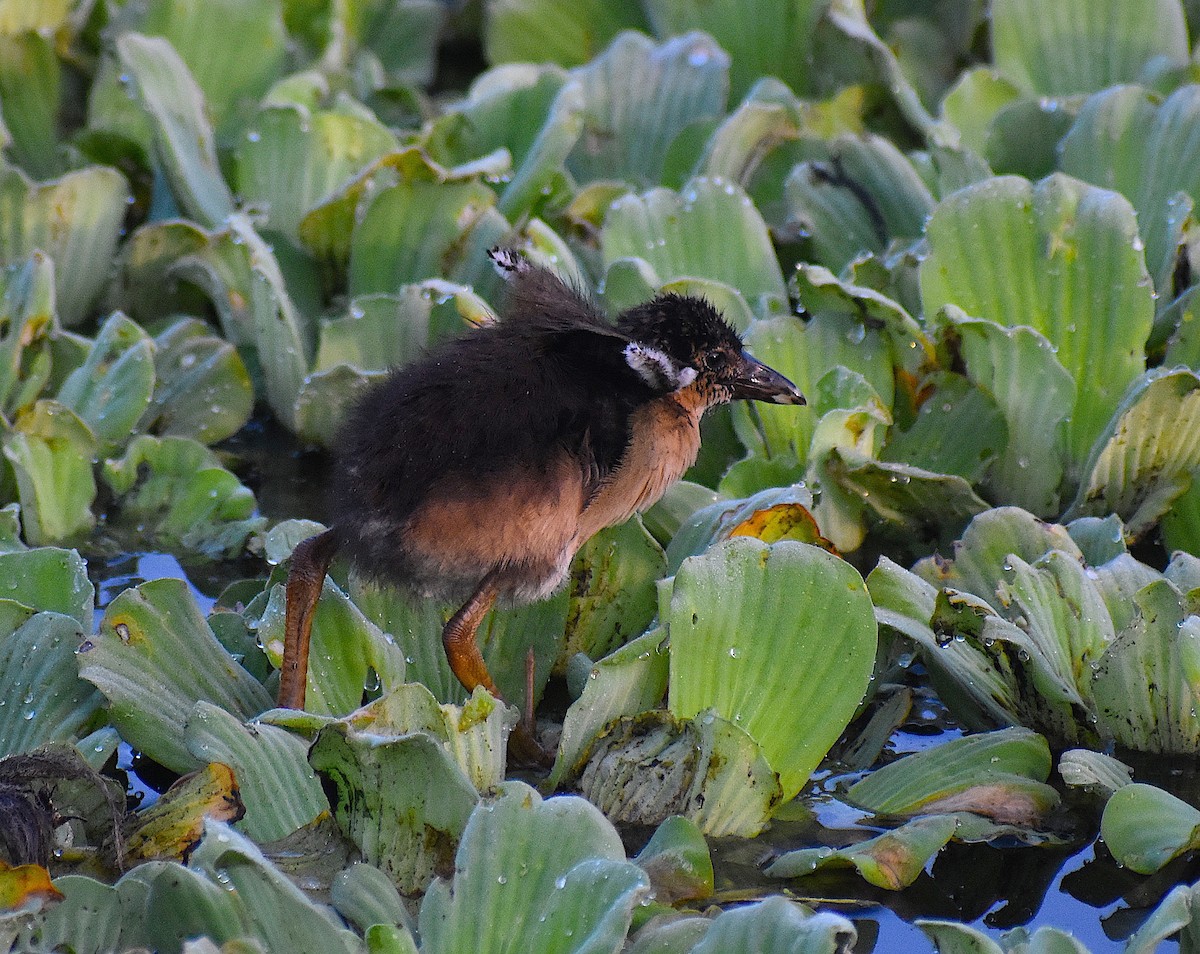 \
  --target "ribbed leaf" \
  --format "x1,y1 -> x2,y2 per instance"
79,579 -> 273,773
692,896 -> 857,954
0,544 -> 92,626
920,174 -> 1154,471
142,318 -> 254,445
1067,368 -> 1200,538
667,538 -> 876,799
2,400 -> 97,544
784,134 -> 933,273
602,177 -> 785,306
308,724 -> 478,895
418,782 -> 648,954
0,165 -> 129,327
185,822 -> 360,952
348,179 -> 498,296
548,629 -> 669,789
331,863 -> 416,938
941,311 -> 1074,514
257,577 -> 406,718
236,105 -> 398,241
847,727 -> 1056,817
484,0 -> 648,68
0,31 -> 61,178
125,0 -> 286,141
643,0 -> 825,100
1060,84 -> 1200,294
116,33 -> 235,227
184,702 -> 326,843
556,518 -> 665,670
0,609 -> 99,757
1093,580 -> 1200,753
992,0 -> 1188,96
566,31 -> 728,188
101,435 -> 264,558
12,874 -> 143,954
56,313 -> 154,456
1057,749 -> 1132,796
